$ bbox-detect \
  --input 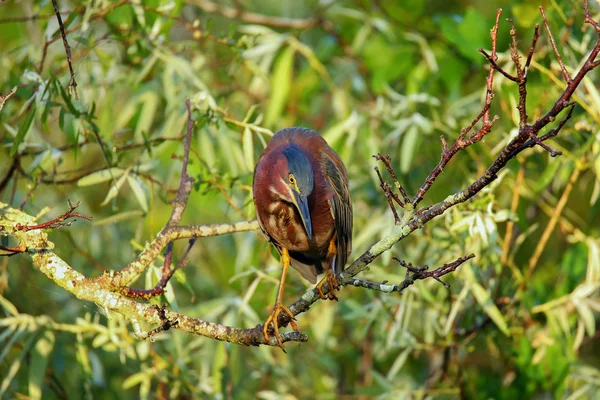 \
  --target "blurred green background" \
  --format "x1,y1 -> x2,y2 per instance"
1,0 -> 599,398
